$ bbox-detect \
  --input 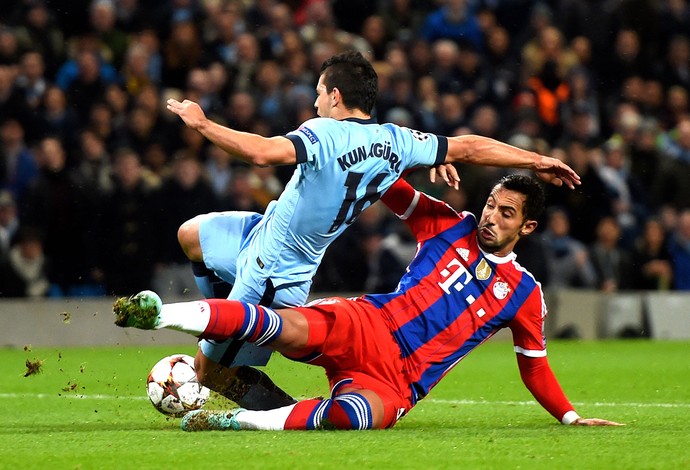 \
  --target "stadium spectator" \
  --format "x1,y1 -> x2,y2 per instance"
121,41 -> 156,97
588,216 -> 633,293
668,209 -> 690,291
420,0 -> 483,51
661,85 -> 688,131
160,20 -> 204,90
0,190 -> 18,260
630,218 -> 673,290
540,207 -> 597,289
558,66 -> 600,146
359,15 -> 390,61
482,24 -> 520,110
64,49 -> 113,125
71,129 -> 113,195
628,118 -> 663,193
0,65 -> 36,134
54,35 -> 120,91
16,51 -> 49,114
0,119 -> 38,204
217,166 -> 265,214
88,0 -> 129,70
0,24 -> 21,66
37,85 -> 80,153
547,141 -> 613,244
429,39 -> 461,95
254,60 -> 289,133
653,117 -> 690,210
0,226 -> 49,298
97,147 -> 158,295
204,142 -> 235,199
597,138 -> 648,247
